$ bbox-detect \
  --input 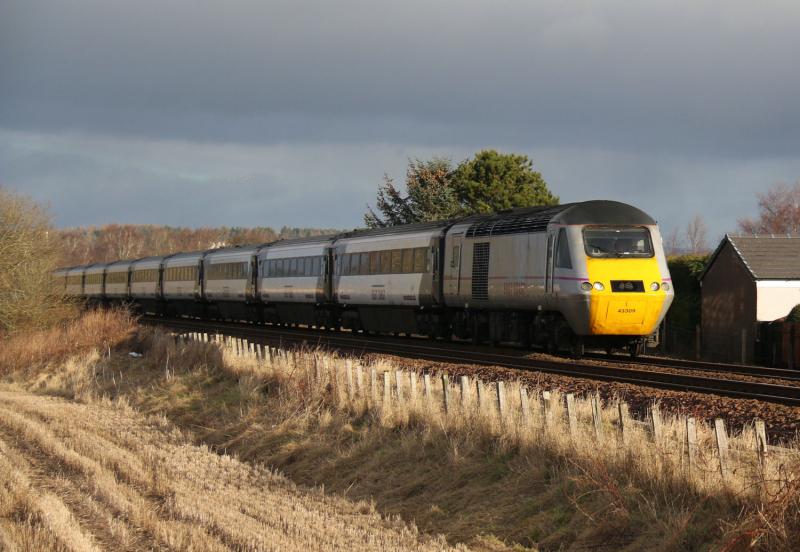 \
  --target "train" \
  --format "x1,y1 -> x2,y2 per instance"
54,200 -> 674,357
